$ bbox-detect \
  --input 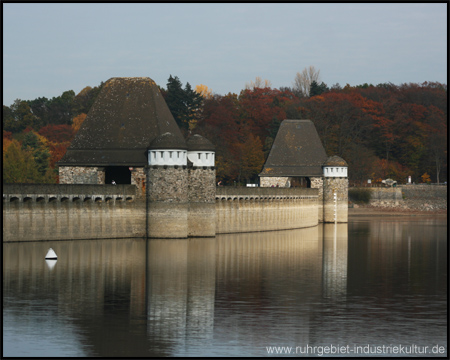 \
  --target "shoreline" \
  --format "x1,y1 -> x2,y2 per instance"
348,206 -> 447,217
